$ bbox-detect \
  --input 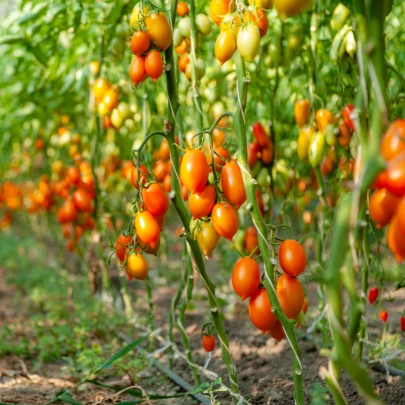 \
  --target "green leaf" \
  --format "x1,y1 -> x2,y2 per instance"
57,393 -> 85,405
0,34 -> 26,46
